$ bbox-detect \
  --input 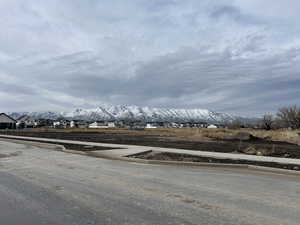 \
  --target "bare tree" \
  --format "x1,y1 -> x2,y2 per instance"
226,119 -> 242,129
262,114 -> 274,130
277,105 -> 300,129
